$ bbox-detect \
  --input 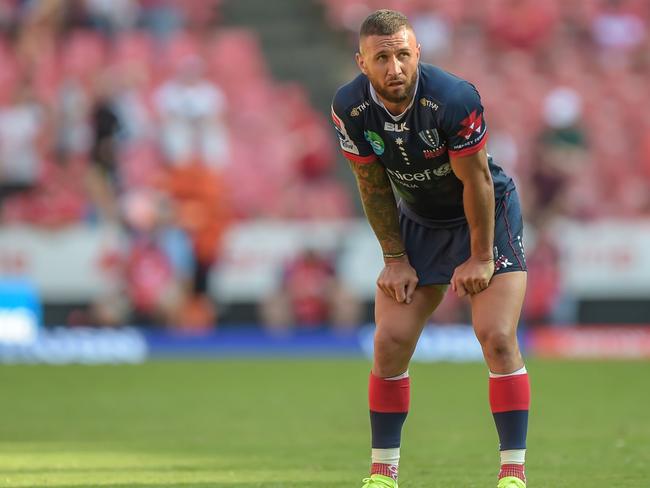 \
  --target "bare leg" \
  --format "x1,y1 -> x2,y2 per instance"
373,284 -> 447,377
471,272 -> 527,373
368,283 -> 447,482
471,271 -> 529,483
